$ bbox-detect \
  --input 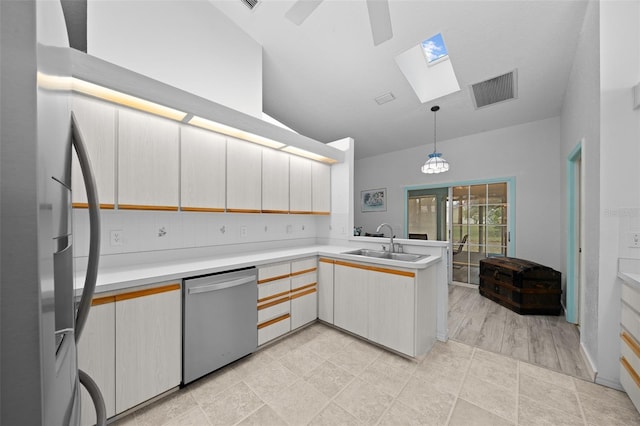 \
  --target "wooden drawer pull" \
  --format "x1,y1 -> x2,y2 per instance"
291,267 -> 317,277
291,282 -> 317,293
622,332 -> 640,359
291,288 -> 316,300
258,290 -> 290,303
257,295 -> 289,310
258,313 -> 290,329
115,283 -> 180,302
258,274 -> 291,285
621,356 -> 640,388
